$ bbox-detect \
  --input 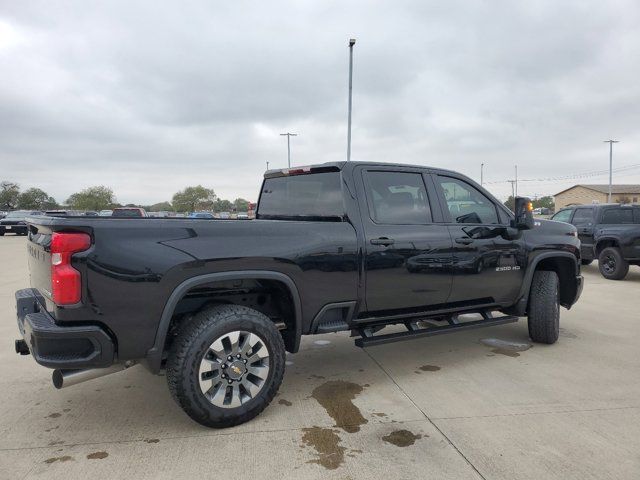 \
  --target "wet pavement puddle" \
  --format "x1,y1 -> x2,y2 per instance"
301,426 -> 345,470
480,338 -> 532,357
311,380 -> 368,433
382,429 -> 424,447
